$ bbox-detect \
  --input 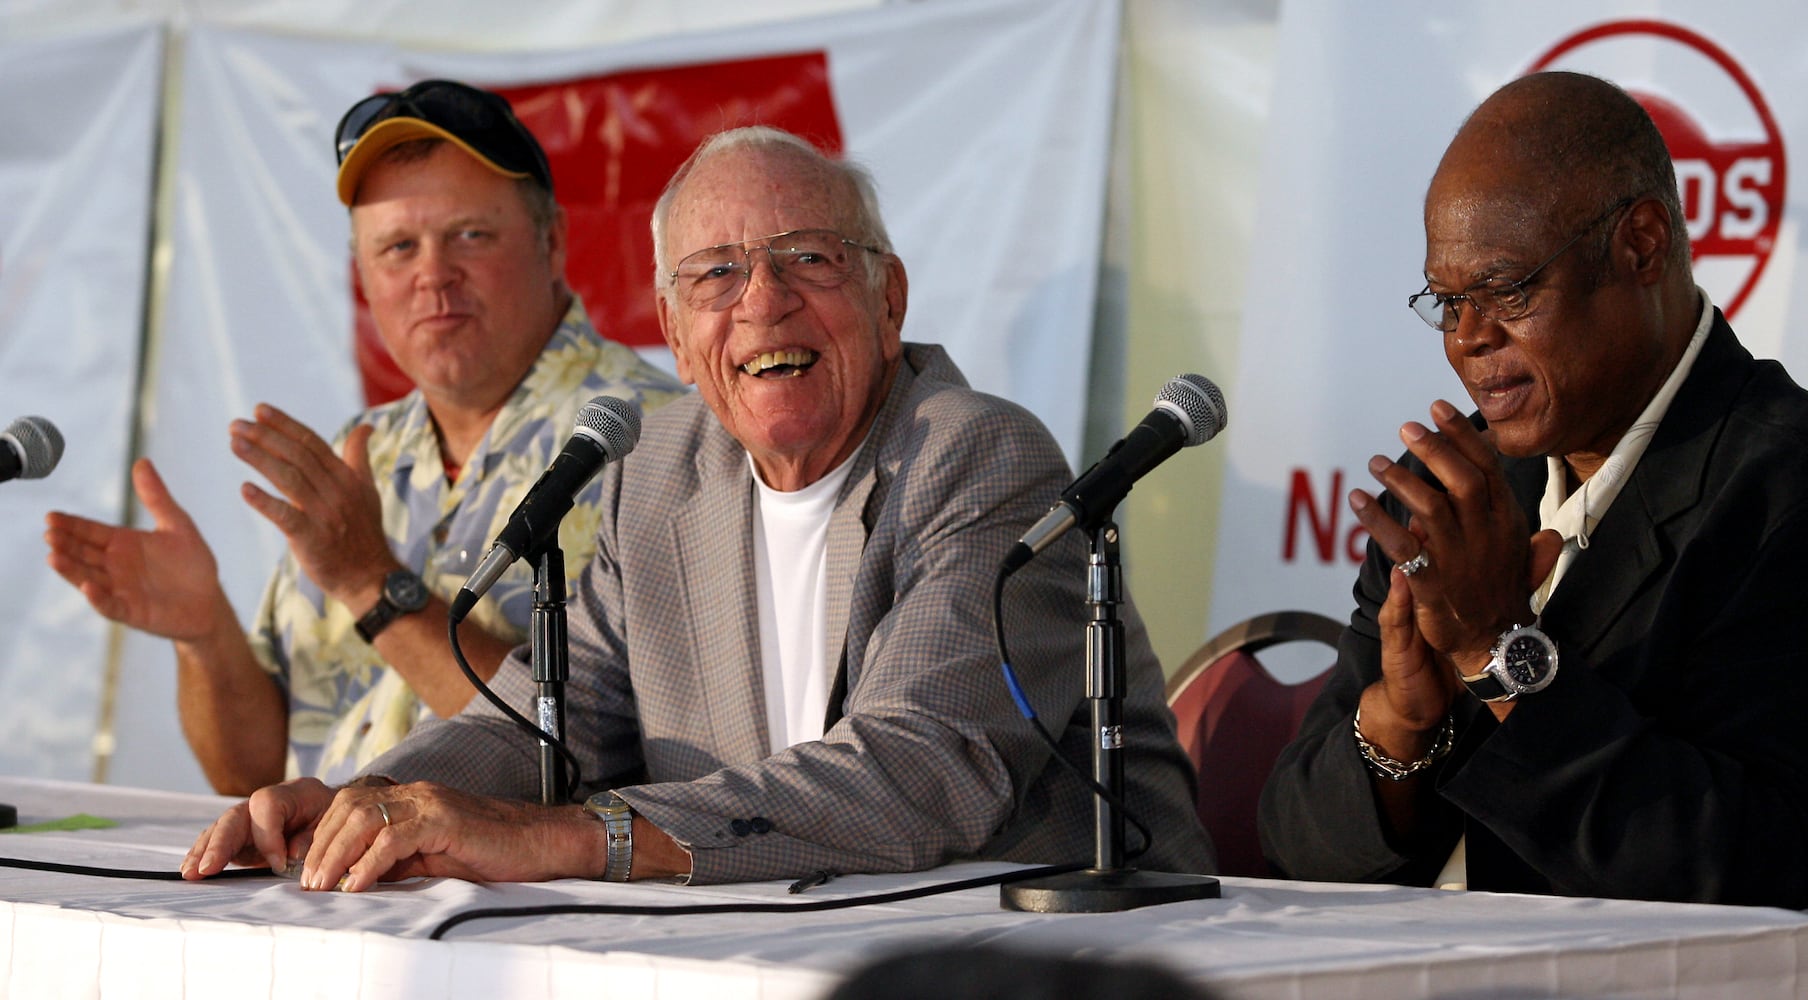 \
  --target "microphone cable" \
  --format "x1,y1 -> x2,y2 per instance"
448,614 -> 583,796
992,569 -> 1154,864
0,852 -> 1084,940
427,860 -> 1086,940
0,856 -> 276,881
